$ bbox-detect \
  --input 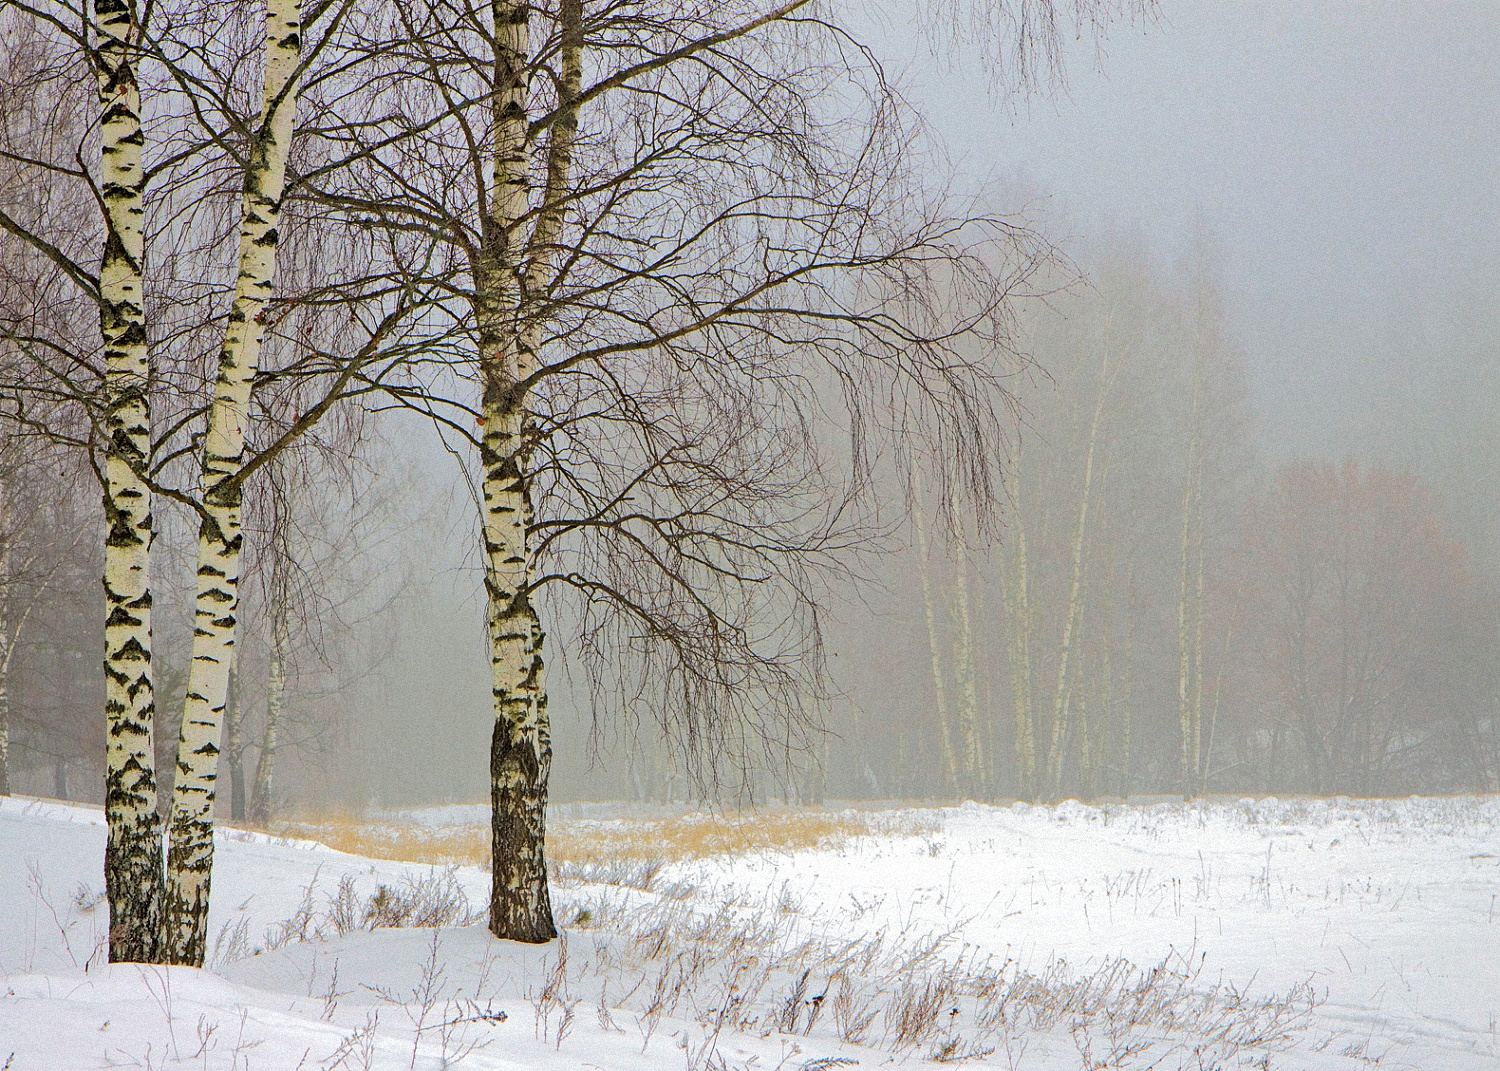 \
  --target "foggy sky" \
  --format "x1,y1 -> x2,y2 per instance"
328,2 -> 1500,806
868,0 -> 1500,455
